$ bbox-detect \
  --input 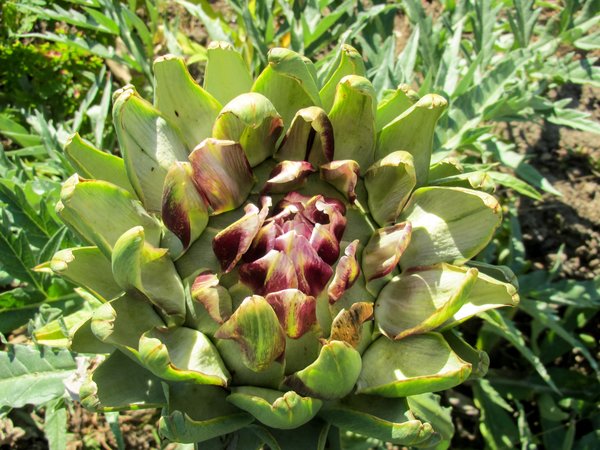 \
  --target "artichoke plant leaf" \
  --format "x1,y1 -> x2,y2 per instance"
159,383 -> 254,444
319,395 -> 436,447
407,393 -> 455,449
227,386 -> 322,430
204,41 -> 254,105
283,340 -> 362,400
443,329 -> 490,379
139,326 -> 230,386
399,187 -> 502,269
80,349 -> 165,412
154,54 -> 222,150
49,246 -> 122,302
356,333 -> 471,397
56,175 -> 162,258
64,132 -> 136,196
113,85 -> 189,212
